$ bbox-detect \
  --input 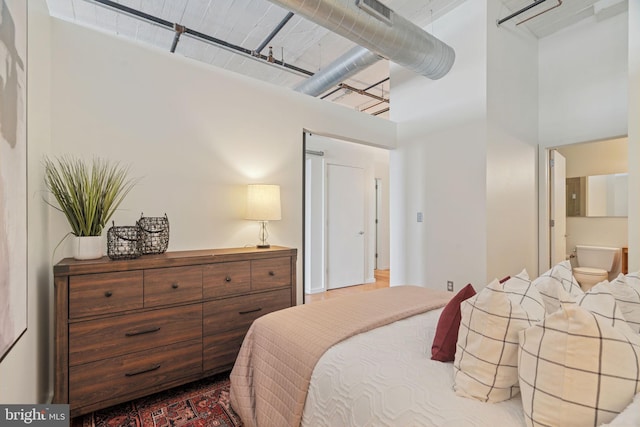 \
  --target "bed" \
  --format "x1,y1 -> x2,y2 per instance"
229,285 -> 525,427
229,274 -> 640,427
